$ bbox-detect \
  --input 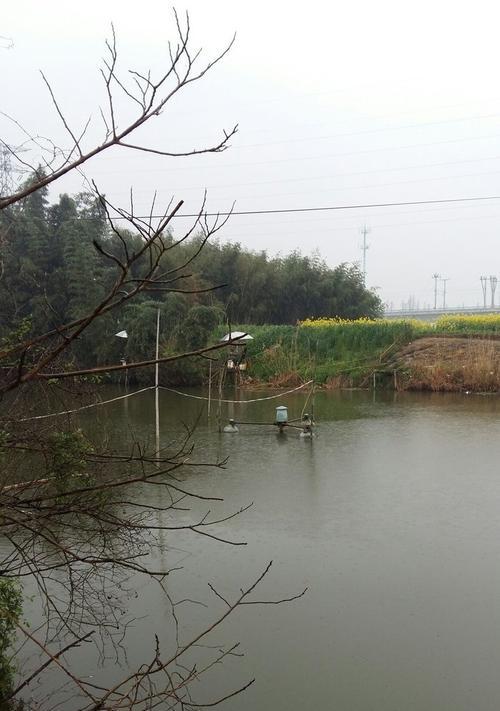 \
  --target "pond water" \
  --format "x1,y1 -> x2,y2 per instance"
15,387 -> 500,709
